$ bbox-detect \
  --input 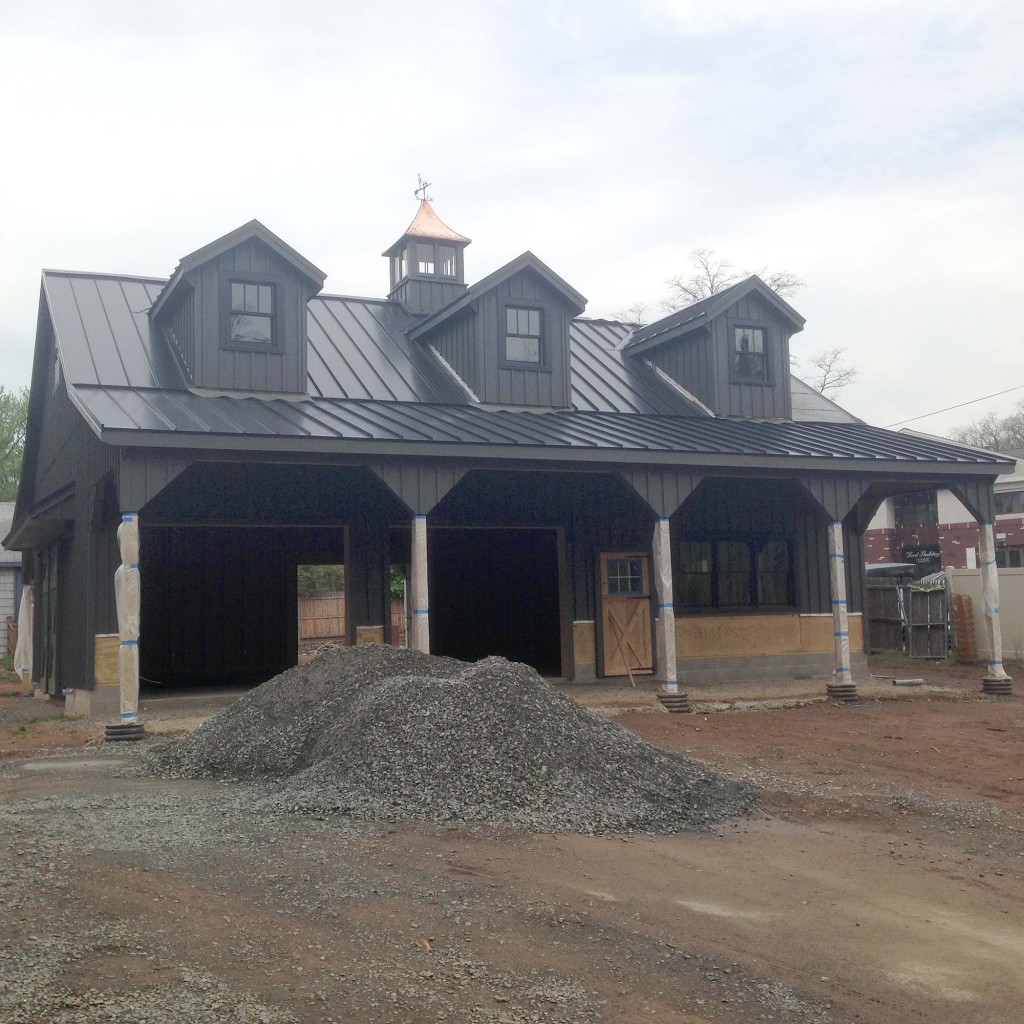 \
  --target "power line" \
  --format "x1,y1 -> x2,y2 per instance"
885,384 -> 1024,429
